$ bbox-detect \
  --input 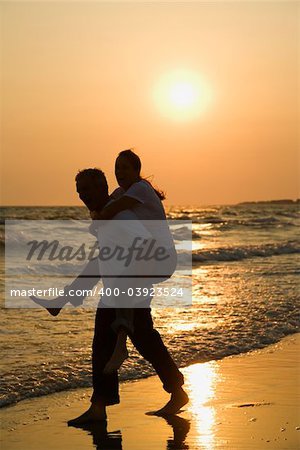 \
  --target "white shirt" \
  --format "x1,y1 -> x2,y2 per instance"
112,180 -> 175,250
95,209 -> 153,307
